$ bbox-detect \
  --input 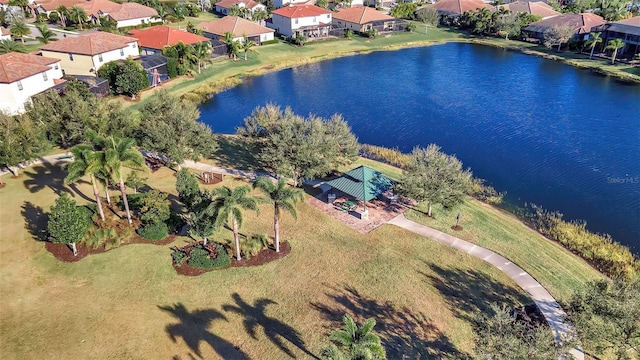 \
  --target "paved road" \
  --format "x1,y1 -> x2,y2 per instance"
387,214 -> 583,359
